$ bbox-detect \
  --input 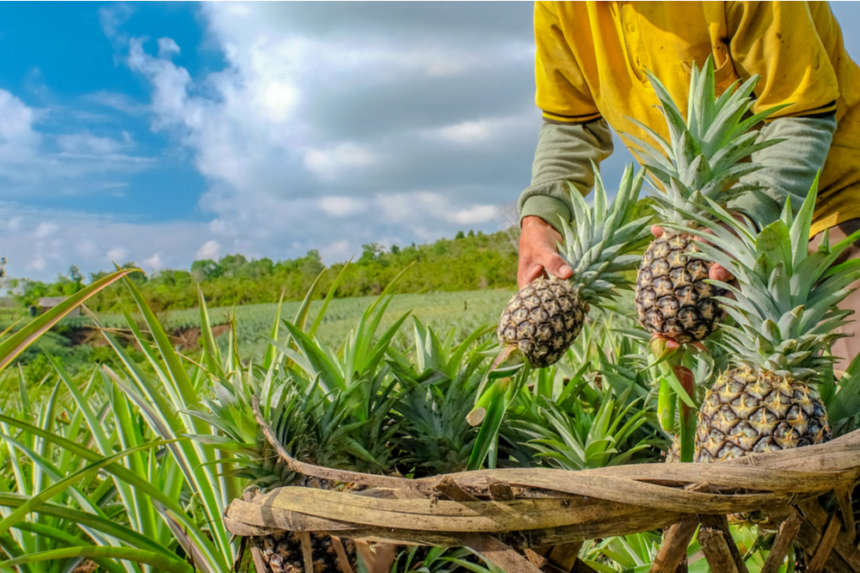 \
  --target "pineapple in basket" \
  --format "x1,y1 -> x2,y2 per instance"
632,57 -> 785,343
670,185 -> 860,462
498,164 -> 650,367
195,376 -> 367,573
